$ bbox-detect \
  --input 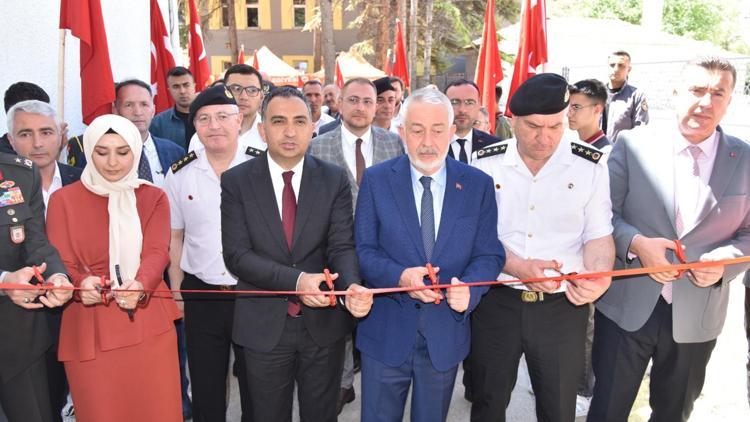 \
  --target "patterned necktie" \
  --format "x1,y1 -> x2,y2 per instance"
138,154 -> 153,182
281,170 -> 300,316
456,139 -> 469,164
420,176 -> 435,260
355,138 -> 365,186
665,145 -> 703,304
